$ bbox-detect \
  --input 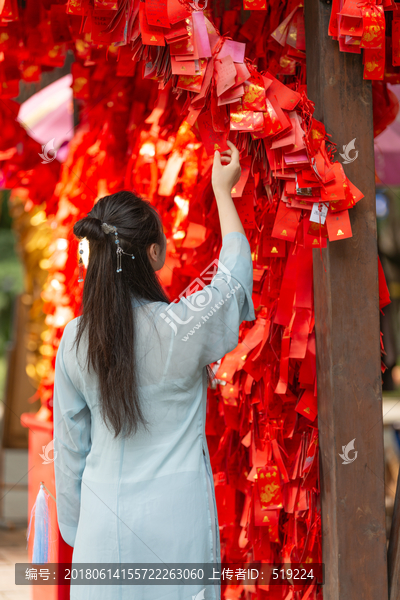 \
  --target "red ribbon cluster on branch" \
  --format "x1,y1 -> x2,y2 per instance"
328,0 -> 400,81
